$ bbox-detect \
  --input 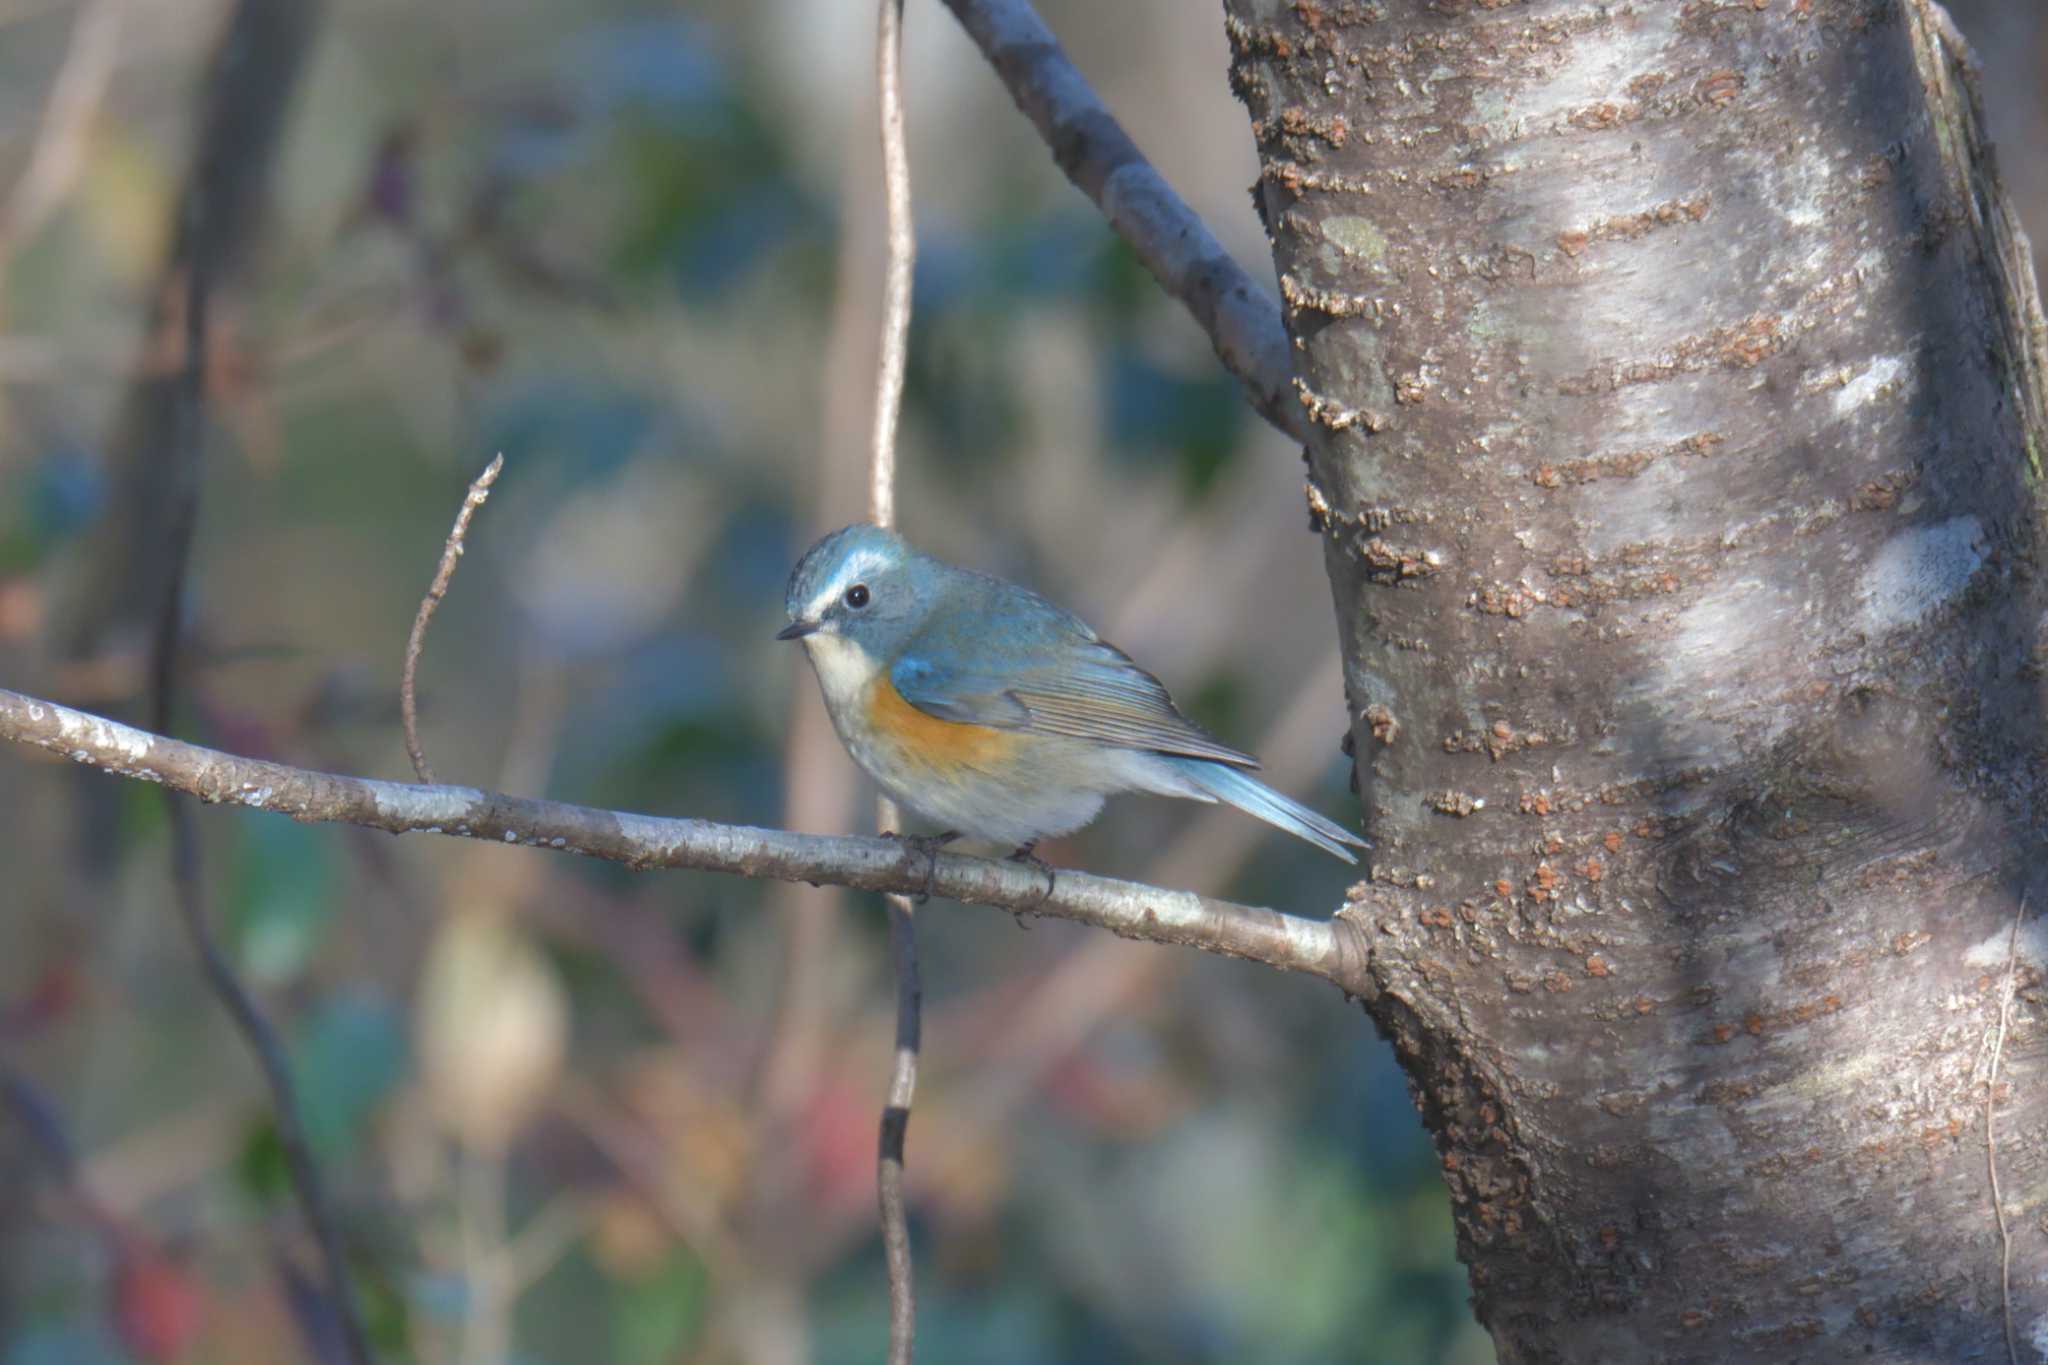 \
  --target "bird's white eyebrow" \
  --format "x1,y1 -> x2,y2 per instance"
802,547 -> 890,620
